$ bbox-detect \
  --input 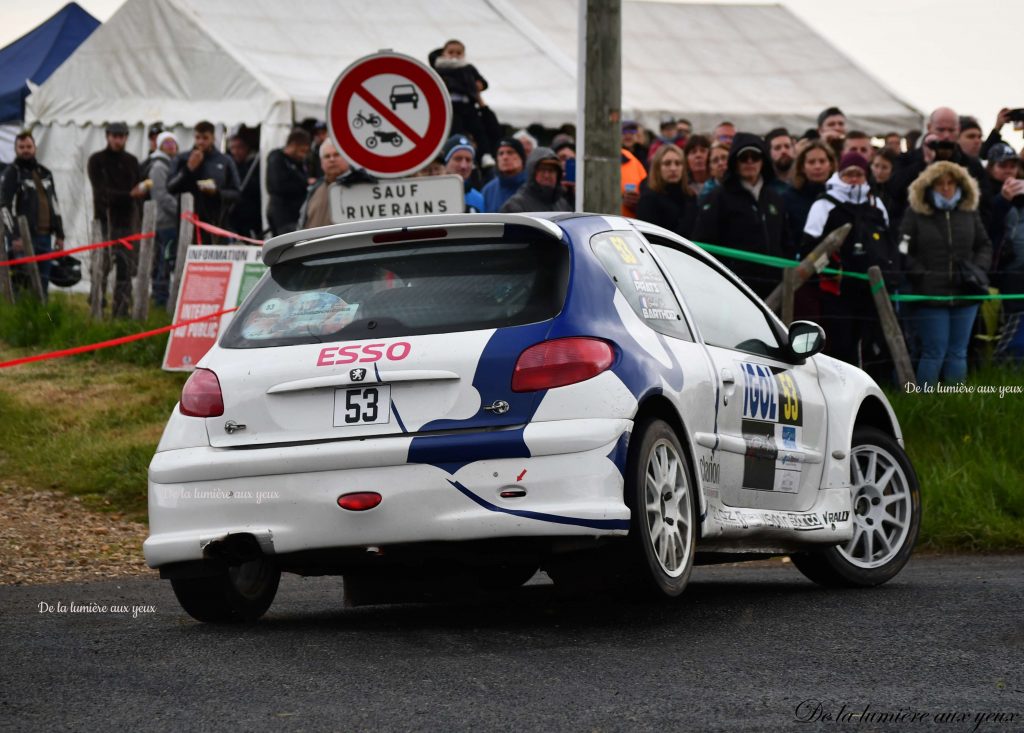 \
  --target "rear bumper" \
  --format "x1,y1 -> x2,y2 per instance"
145,418 -> 631,568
